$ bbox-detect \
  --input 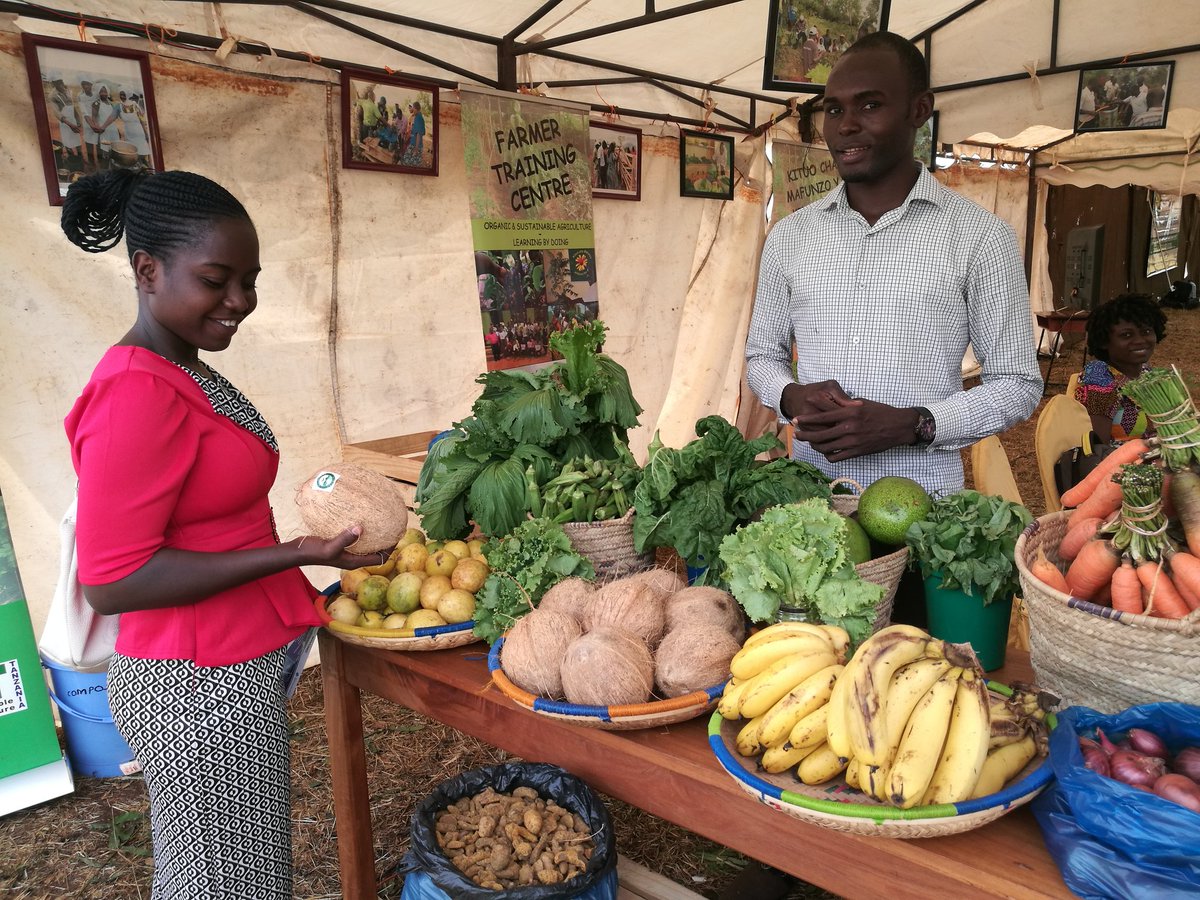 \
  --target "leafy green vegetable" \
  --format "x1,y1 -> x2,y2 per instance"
718,500 -> 883,647
904,489 -> 1032,607
632,415 -> 831,571
415,321 -> 643,539
472,517 -> 595,645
